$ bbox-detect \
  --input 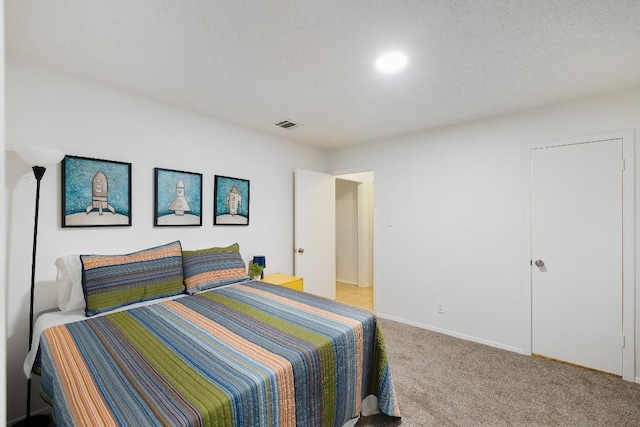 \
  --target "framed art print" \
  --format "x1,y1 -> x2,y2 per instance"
154,167 -> 203,226
62,155 -> 132,227
214,175 -> 250,225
